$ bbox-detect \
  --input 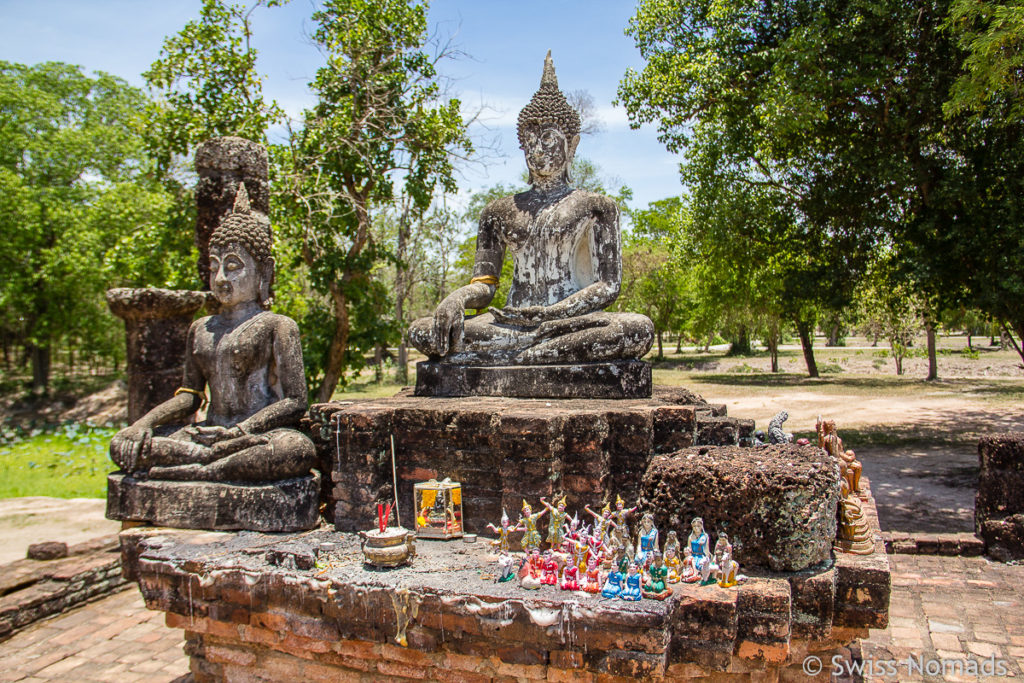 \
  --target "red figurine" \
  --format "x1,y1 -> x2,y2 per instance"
541,550 -> 559,585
